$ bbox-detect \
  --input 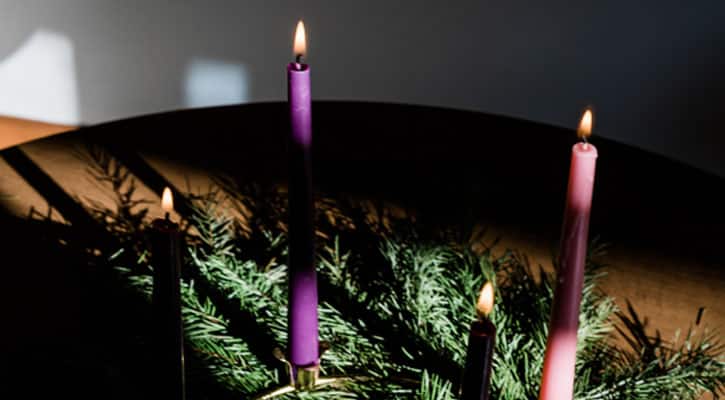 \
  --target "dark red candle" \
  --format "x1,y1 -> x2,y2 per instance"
150,187 -> 186,400
462,282 -> 496,400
